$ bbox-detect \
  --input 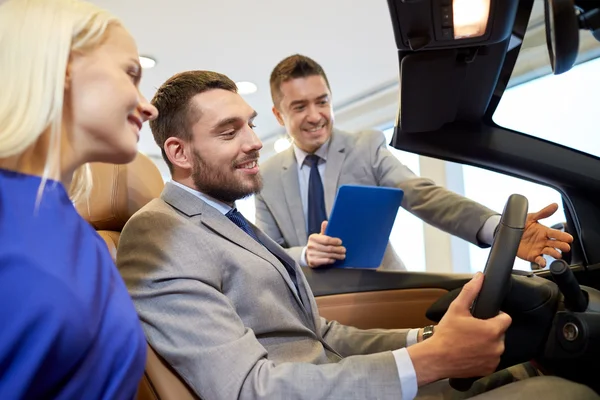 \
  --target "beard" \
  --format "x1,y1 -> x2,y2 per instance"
191,149 -> 263,204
